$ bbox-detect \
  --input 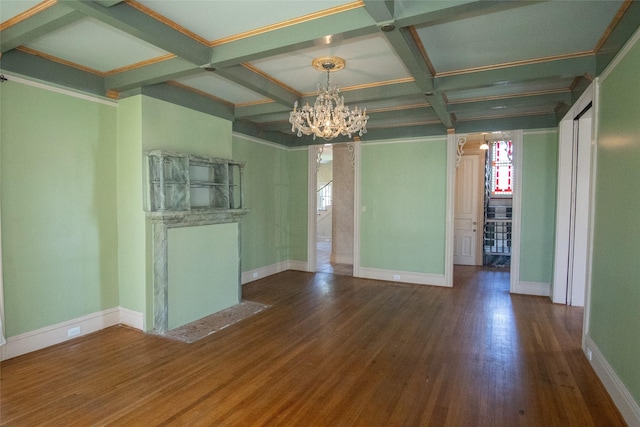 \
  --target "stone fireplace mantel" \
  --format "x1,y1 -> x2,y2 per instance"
148,209 -> 248,334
